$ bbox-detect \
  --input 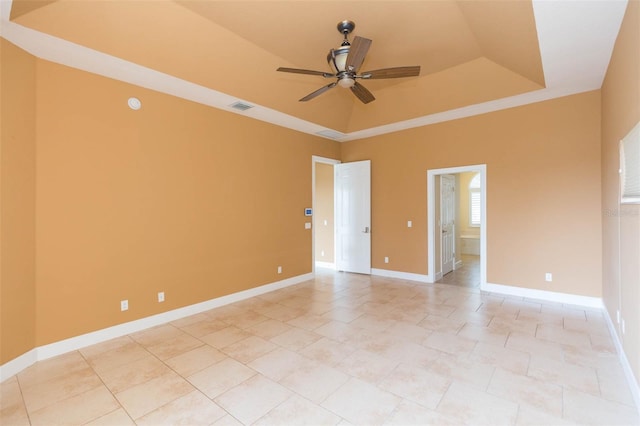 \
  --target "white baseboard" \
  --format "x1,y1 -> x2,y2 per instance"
0,272 -> 313,383
483,282 -> 603,309
603,308 -> 640,416
315,261 -> 335,270
435,271 -> 443,281
371,268 -> 430,283
454,260 -> 463,269
0,349 -> 37,382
